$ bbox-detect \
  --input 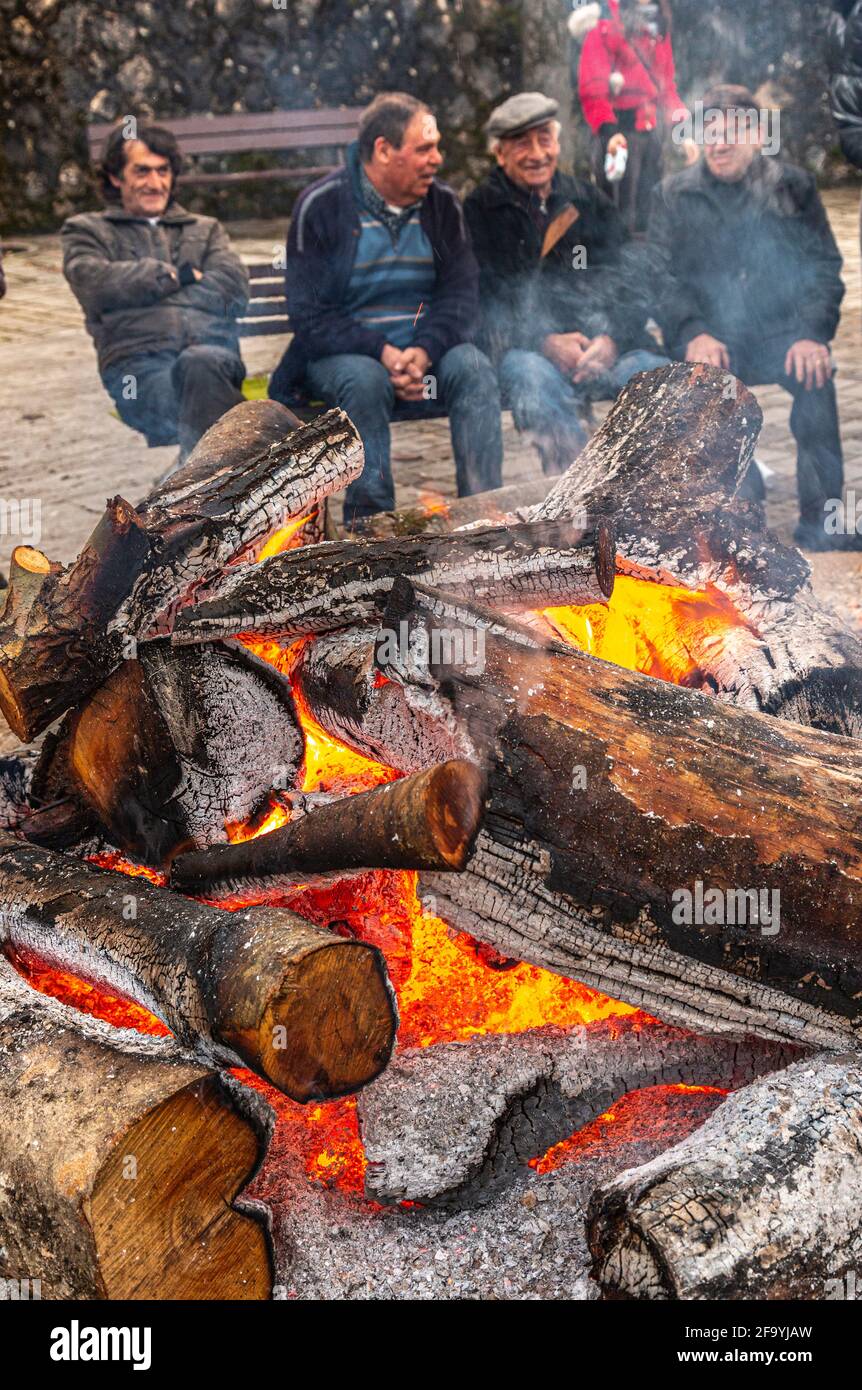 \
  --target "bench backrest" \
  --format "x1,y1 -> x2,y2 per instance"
86,109 -> 362,163
240,261 -> 290,338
